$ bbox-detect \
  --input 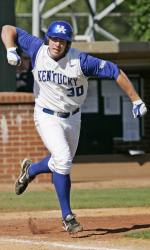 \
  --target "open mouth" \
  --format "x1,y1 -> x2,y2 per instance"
53,48 -> 59,53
